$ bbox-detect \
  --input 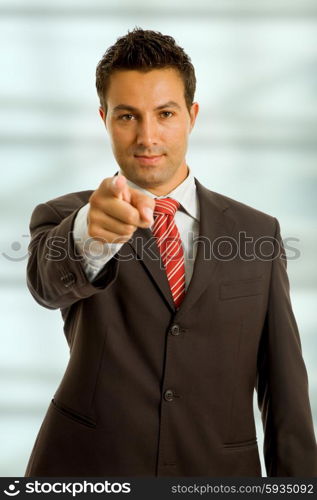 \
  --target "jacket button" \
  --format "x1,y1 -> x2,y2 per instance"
164,389 -> 174,402
170,324 -> 181,336
60,272 -> 76,288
